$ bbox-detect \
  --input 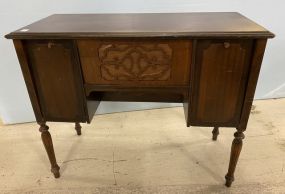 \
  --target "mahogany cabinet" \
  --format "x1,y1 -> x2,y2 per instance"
5,13 -> 274,187
189,39 -> 253,127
